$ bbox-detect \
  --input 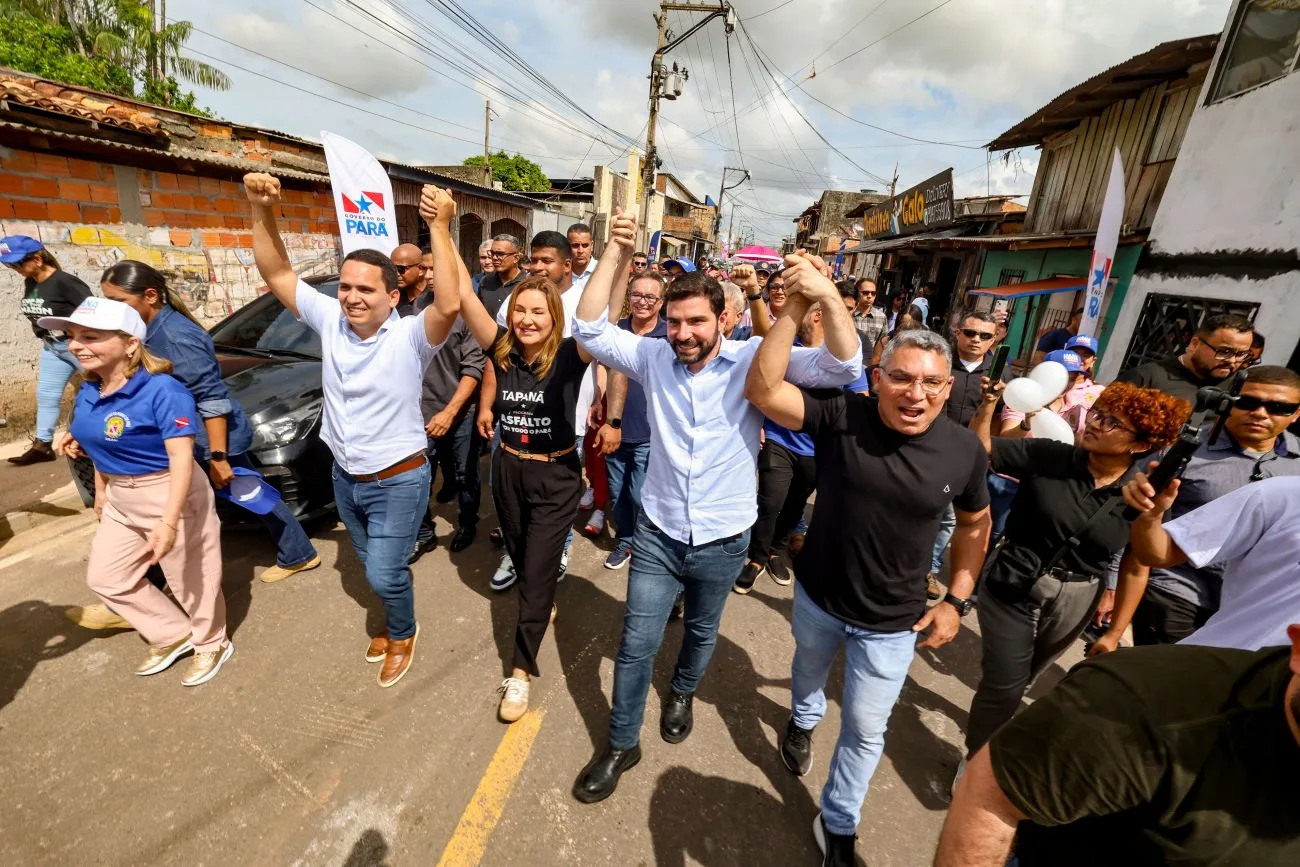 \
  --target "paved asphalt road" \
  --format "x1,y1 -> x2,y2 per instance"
0,491 -> 1080,867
